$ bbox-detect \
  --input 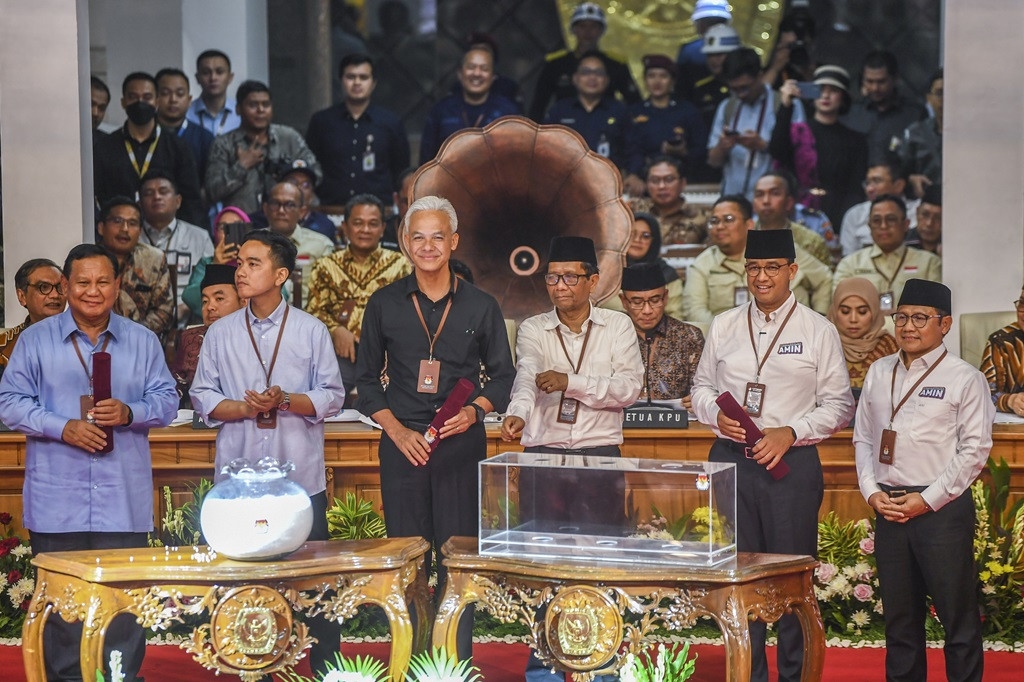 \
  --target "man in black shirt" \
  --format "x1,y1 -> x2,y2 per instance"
356,195 -> 514,660
93,72 -> 204,226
